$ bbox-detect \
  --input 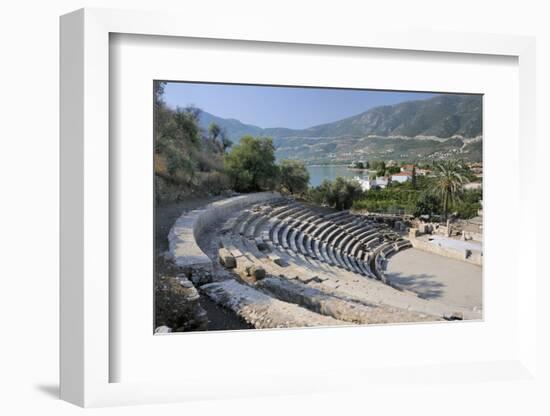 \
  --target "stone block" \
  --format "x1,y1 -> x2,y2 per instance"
443,311 -> 464,321
218,248 -> 236,268
246,264 -> 267,280
269,255 -> 287,267
255,237 -> 269,251
154,326 -> 172,334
